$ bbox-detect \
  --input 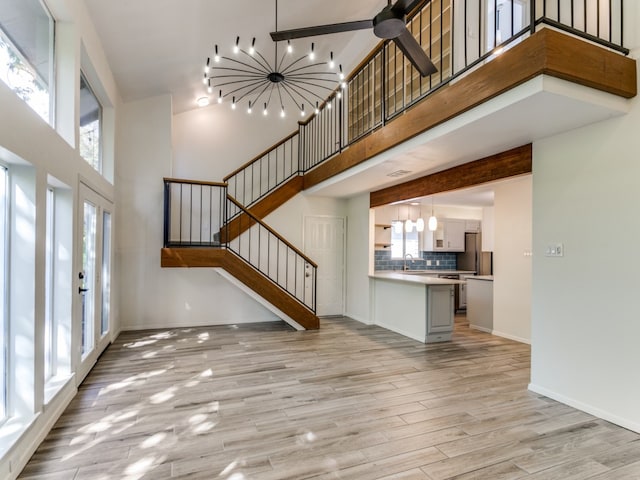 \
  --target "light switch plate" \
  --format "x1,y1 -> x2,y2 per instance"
545,243 -> 564,257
